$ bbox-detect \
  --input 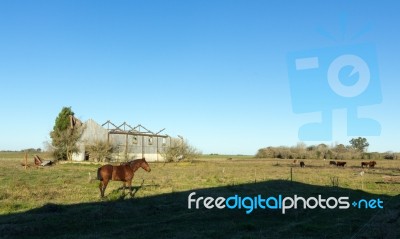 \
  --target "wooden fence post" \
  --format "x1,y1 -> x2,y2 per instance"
290,167 -> 293,182
25,153 -> 28,170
